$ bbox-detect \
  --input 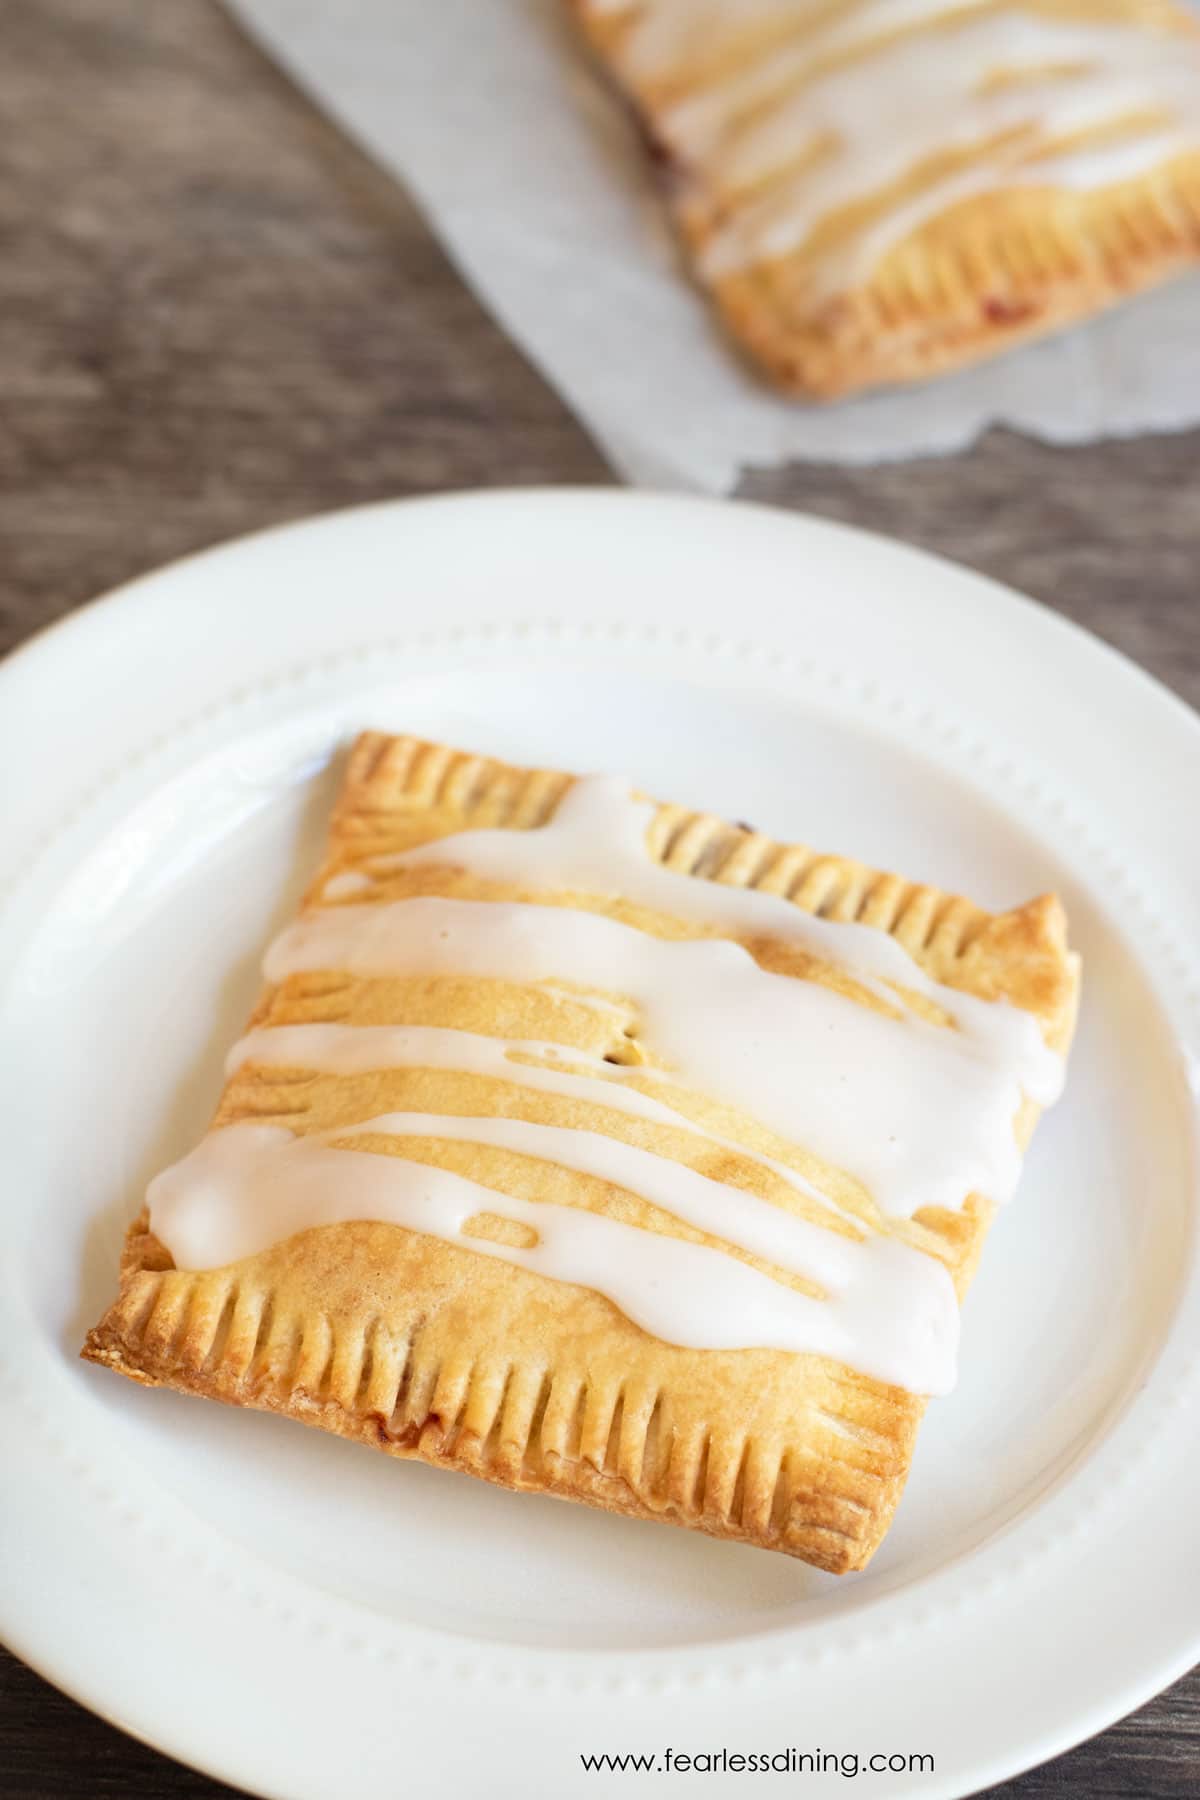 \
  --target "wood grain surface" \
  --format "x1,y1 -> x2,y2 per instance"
1,3 -> 1197,1796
